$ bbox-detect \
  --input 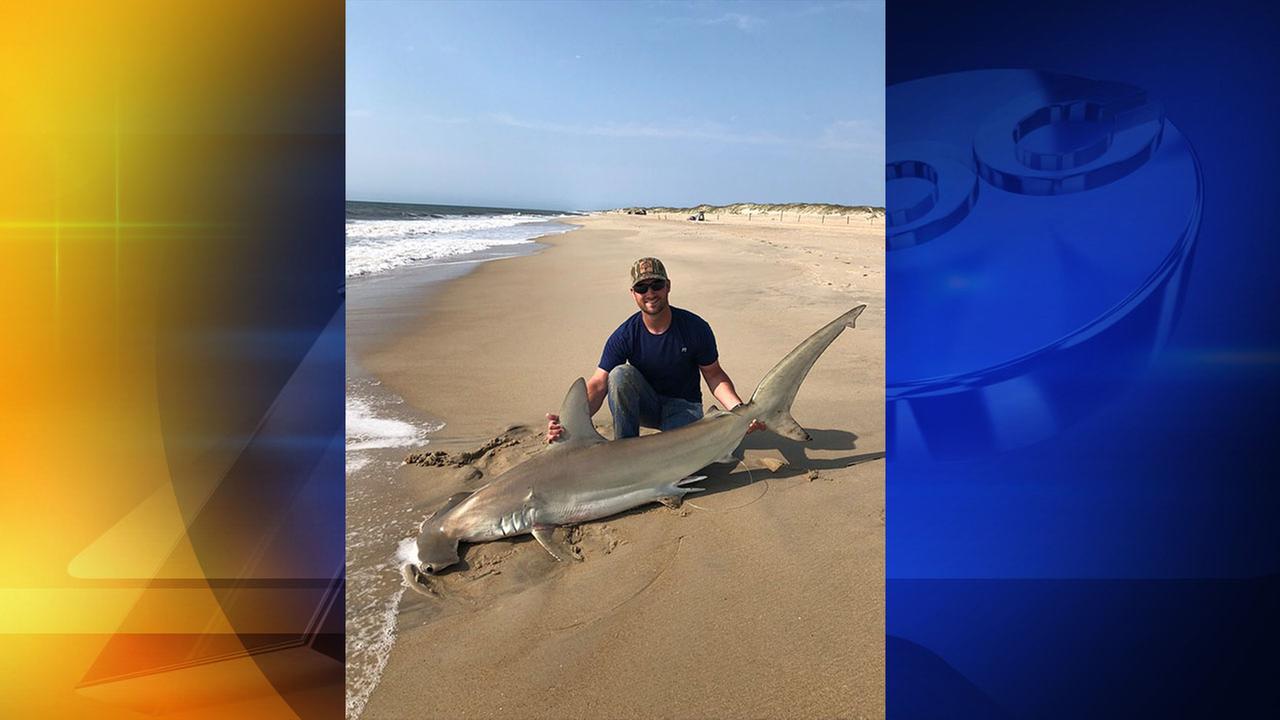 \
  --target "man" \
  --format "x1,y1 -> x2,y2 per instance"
546,257 -> 764,443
